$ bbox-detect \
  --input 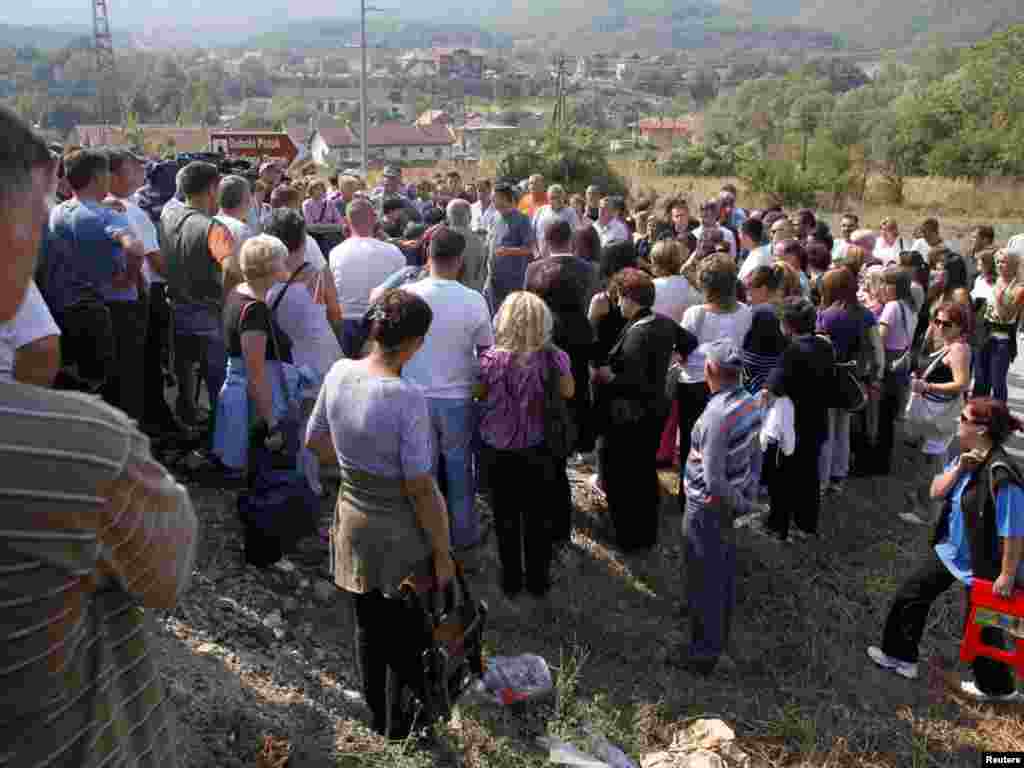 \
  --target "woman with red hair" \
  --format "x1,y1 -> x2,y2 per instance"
869,397 -> 1024,702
